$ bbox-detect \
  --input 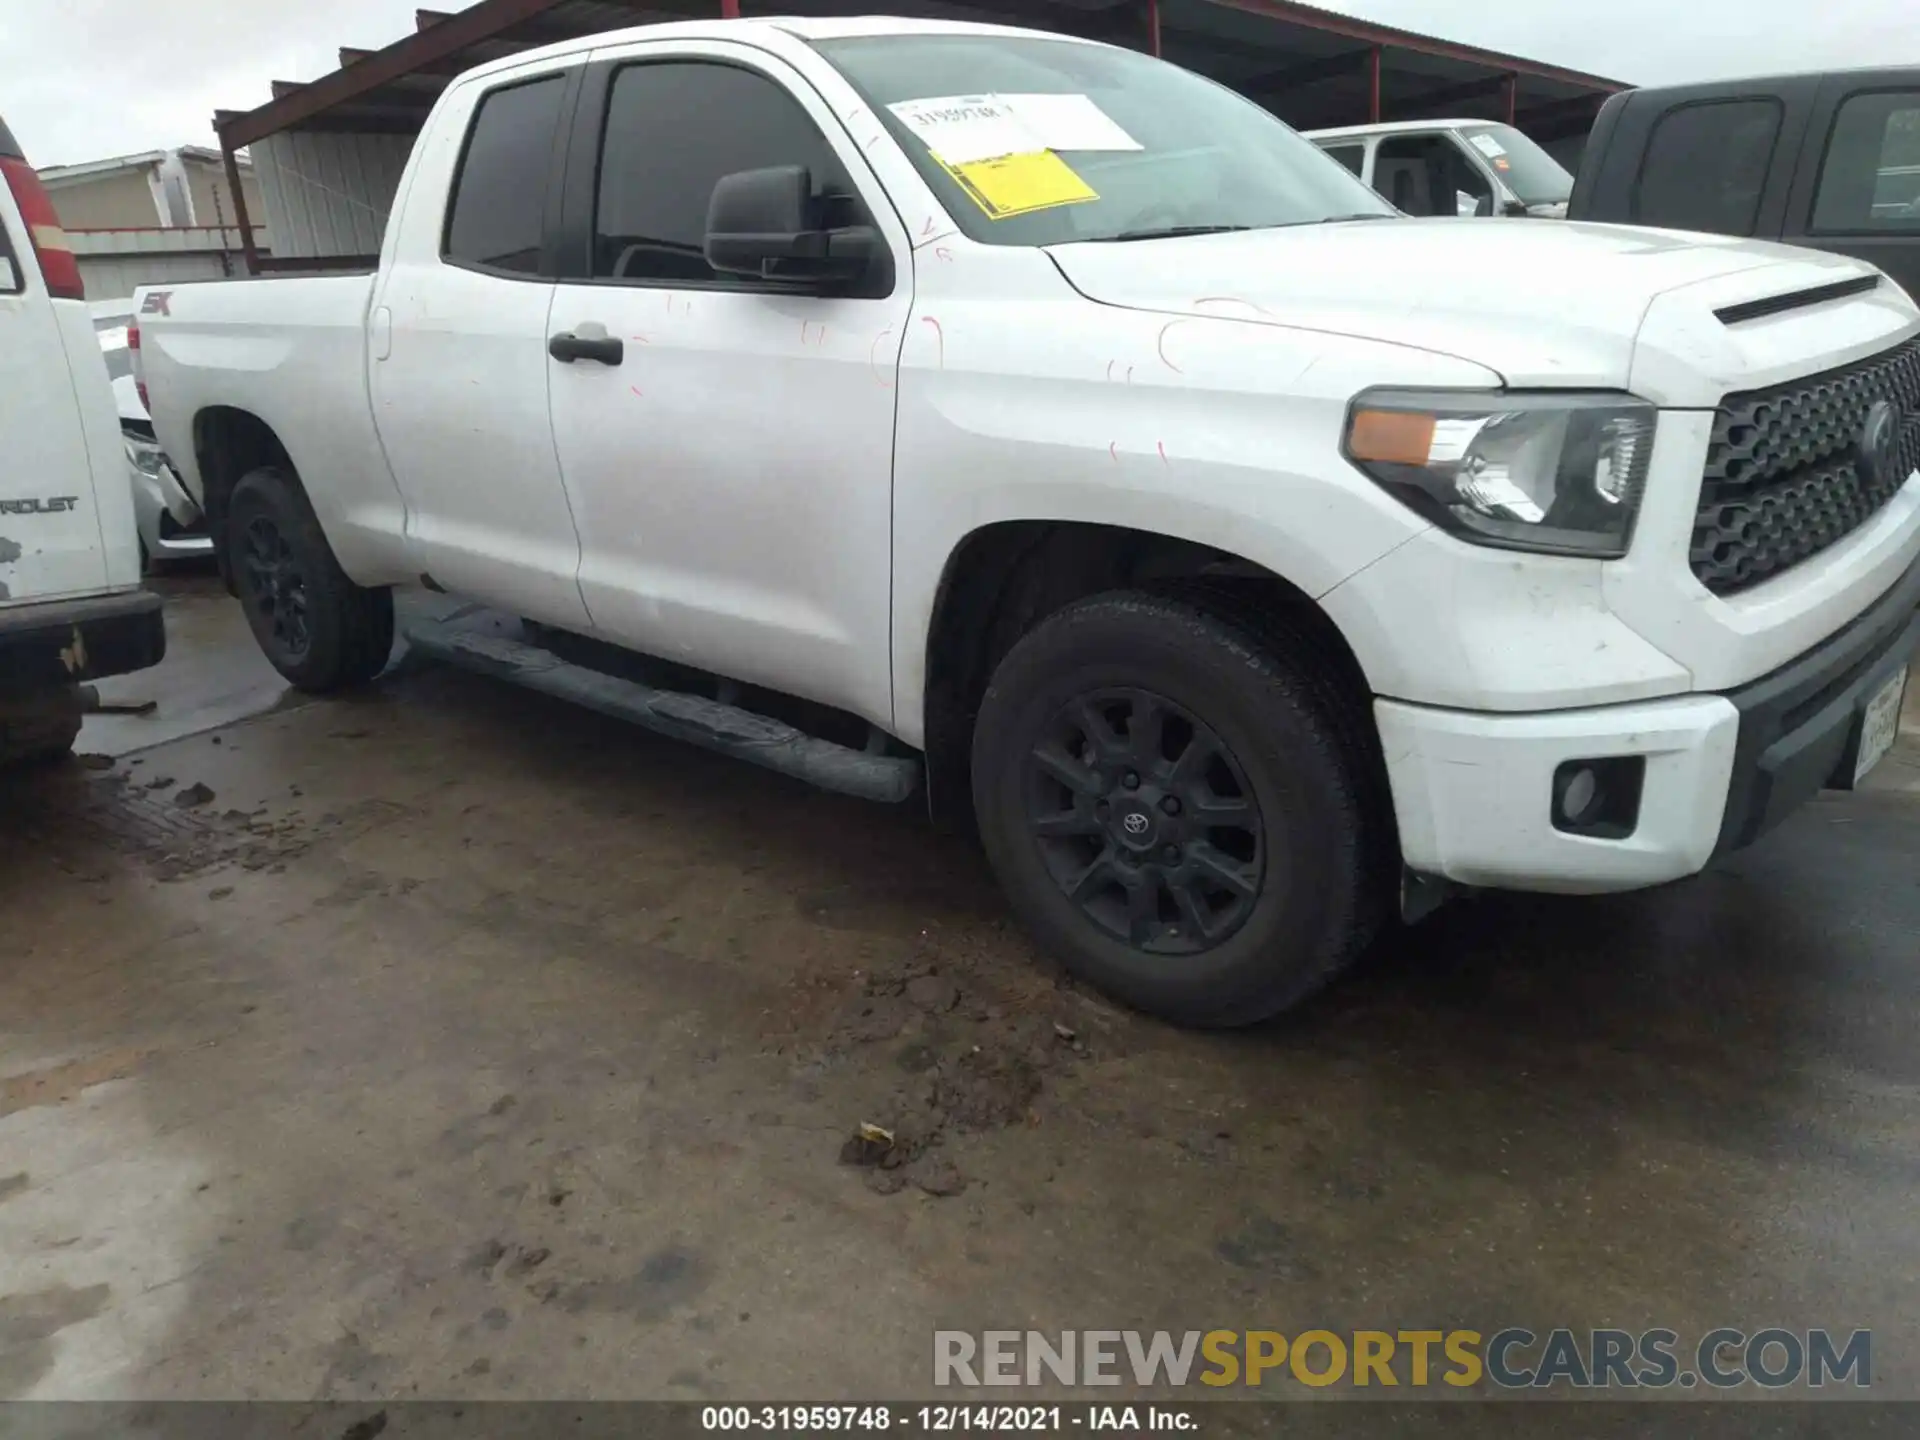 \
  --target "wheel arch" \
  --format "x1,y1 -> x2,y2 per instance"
918,519 -> 1381,833
191,406 -> 298,594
